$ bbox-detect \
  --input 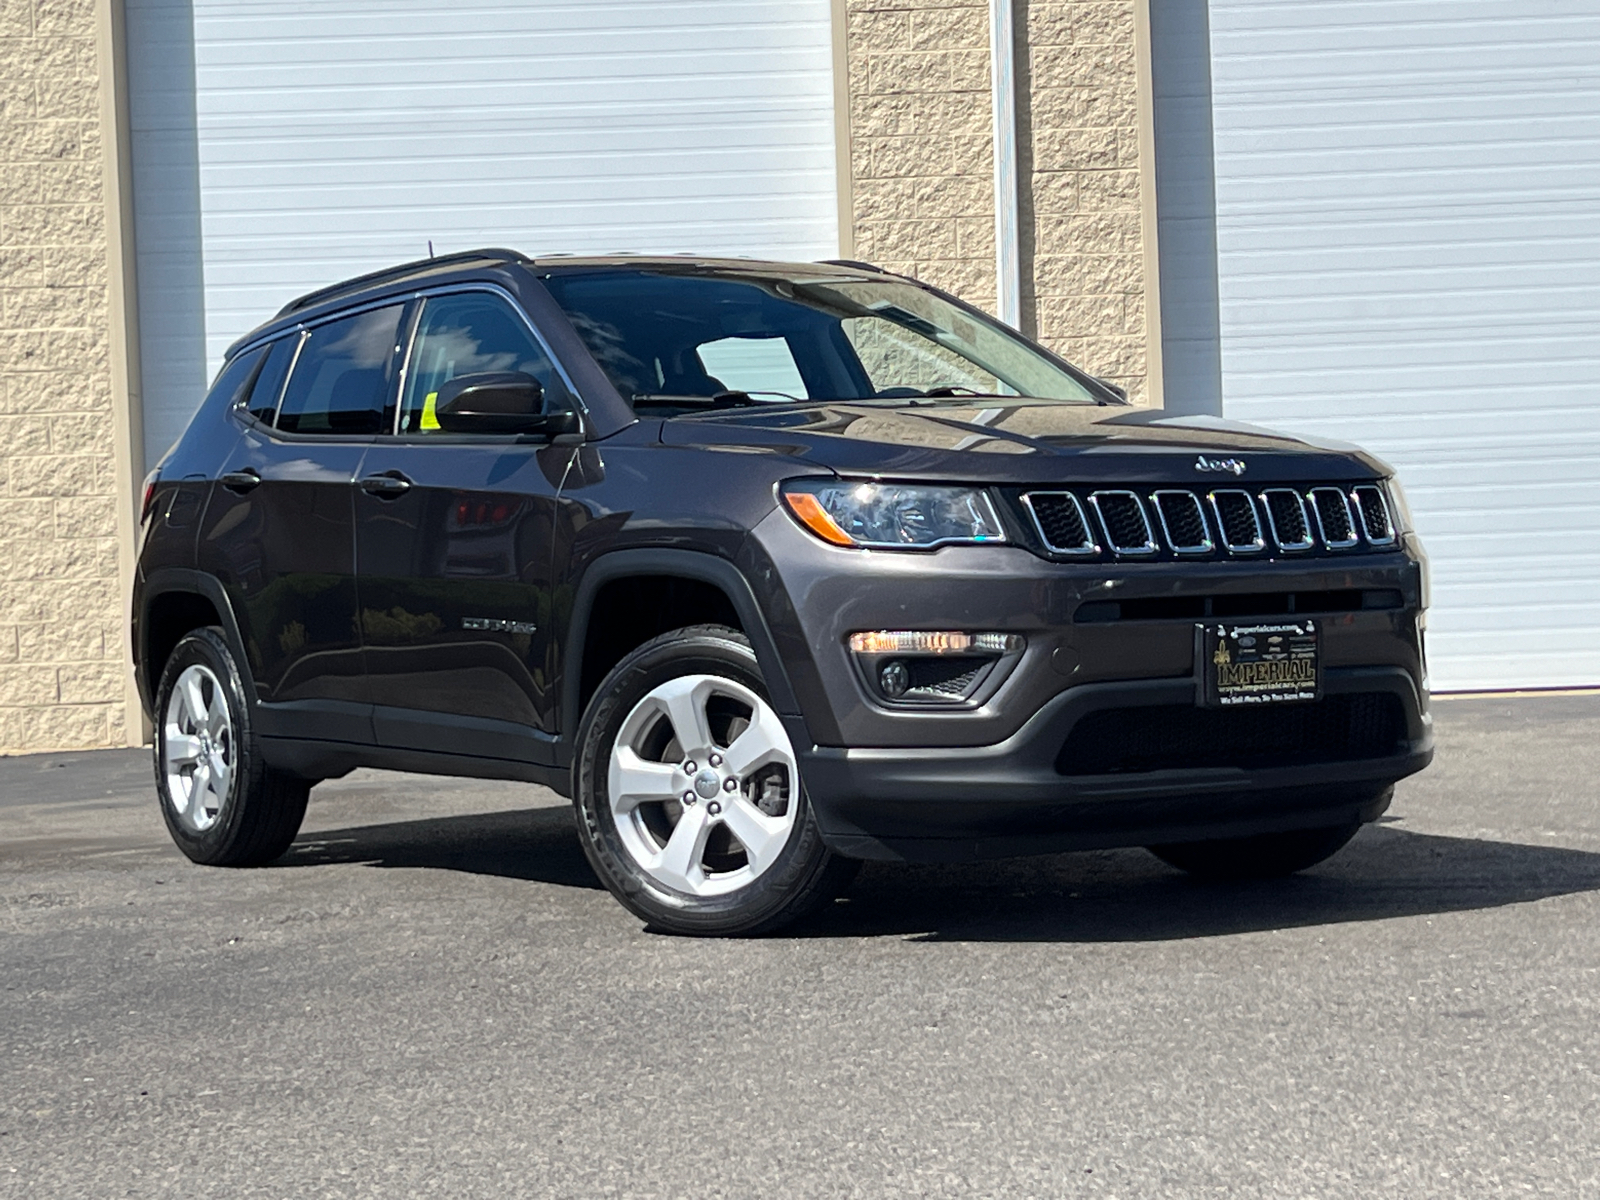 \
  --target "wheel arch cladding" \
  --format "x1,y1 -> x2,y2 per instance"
139,570 -> 259,717
143,590 -> 223,708
562,550 -> 804,741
